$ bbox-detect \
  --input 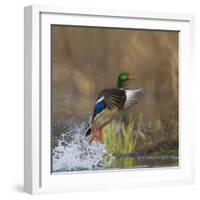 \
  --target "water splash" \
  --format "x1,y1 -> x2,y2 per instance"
52,120 -> 113,172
